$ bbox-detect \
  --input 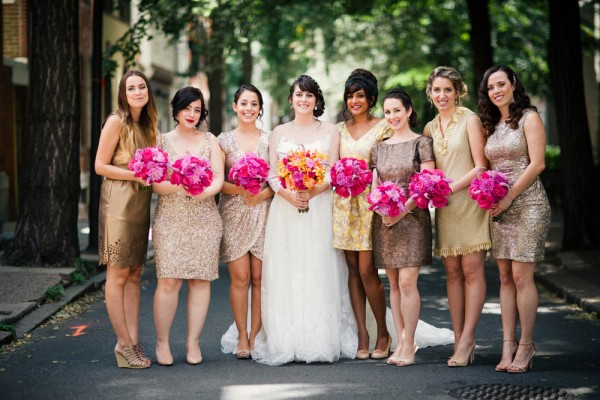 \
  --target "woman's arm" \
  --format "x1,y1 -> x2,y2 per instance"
219,149 -> 245,196
450,115 -> 488,194
490,112 -> 546,218
308,124 -> 338,199
95,115 -> 144,183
